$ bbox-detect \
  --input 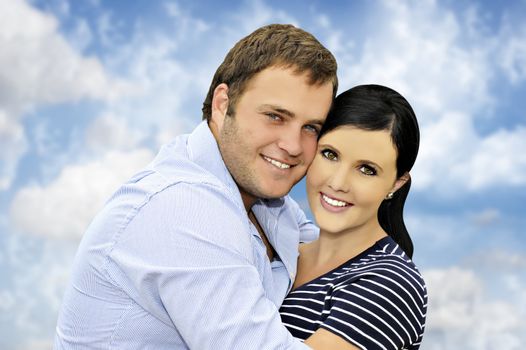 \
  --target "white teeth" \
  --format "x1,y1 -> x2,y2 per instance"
322,194 -> 348,207
263,156 -> 291,169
